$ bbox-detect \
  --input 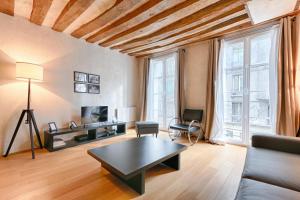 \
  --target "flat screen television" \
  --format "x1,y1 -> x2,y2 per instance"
81,106 -> 108,124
